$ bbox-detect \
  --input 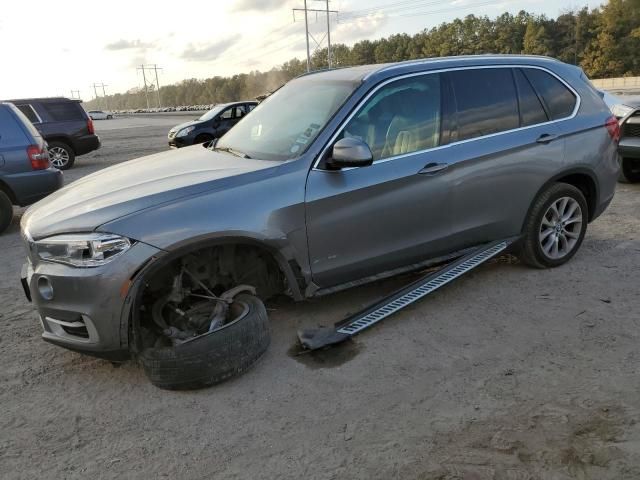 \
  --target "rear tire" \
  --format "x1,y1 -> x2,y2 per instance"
0,191 -> 13,234
519,183 -> 588,269
48,141 -> 75,170
139,294 -> 270,390
619,157 -> 640,183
